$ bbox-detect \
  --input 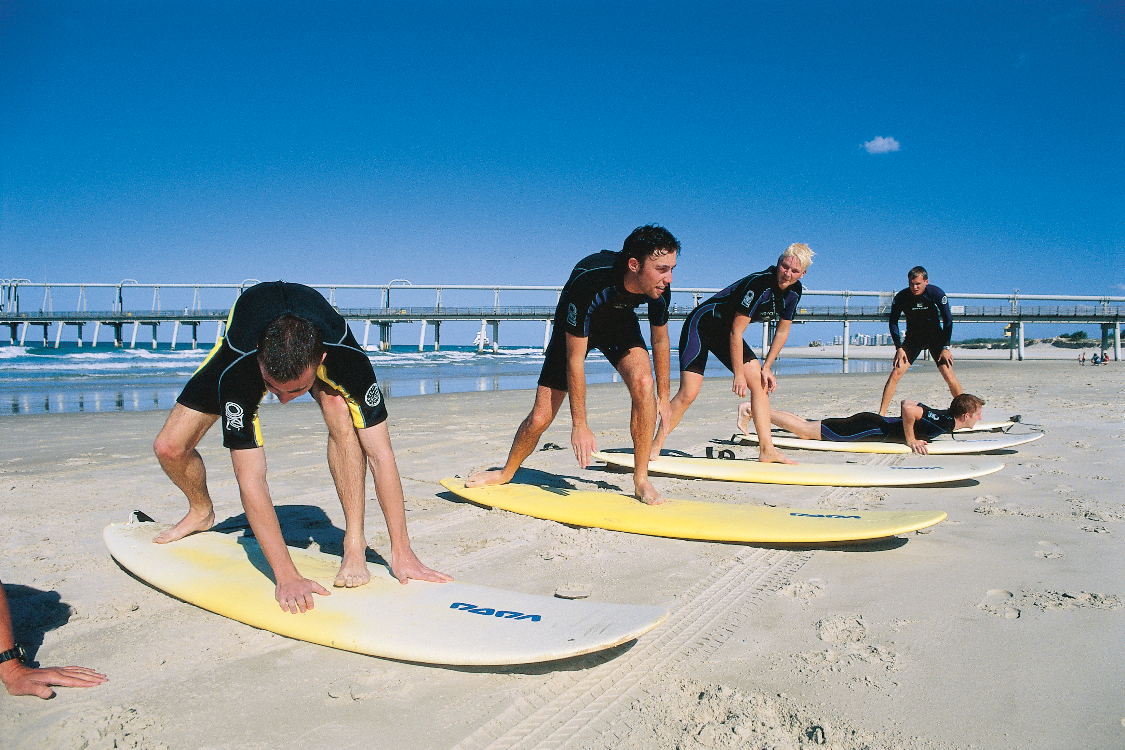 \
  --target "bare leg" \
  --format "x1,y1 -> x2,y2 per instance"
937,361 -> 962,398
615,348 -> 663,505
152,404 -> 219,543
745,360 -> 795,464
312,384 -> 371,588
467,386 -> 566,487
878,360 -> 909,416
769,410 -> 823,440
650,370 -> 703,459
